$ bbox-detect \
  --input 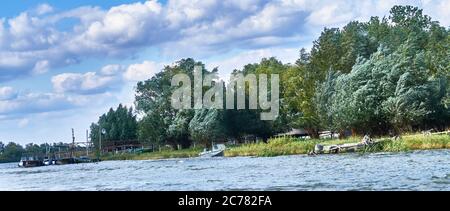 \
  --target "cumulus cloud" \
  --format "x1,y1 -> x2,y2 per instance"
52,70 -> 122,95
0,0 -> 449,82
124,60 -> 162,81
51,60 -> 162,95
83,1 -> 164,47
